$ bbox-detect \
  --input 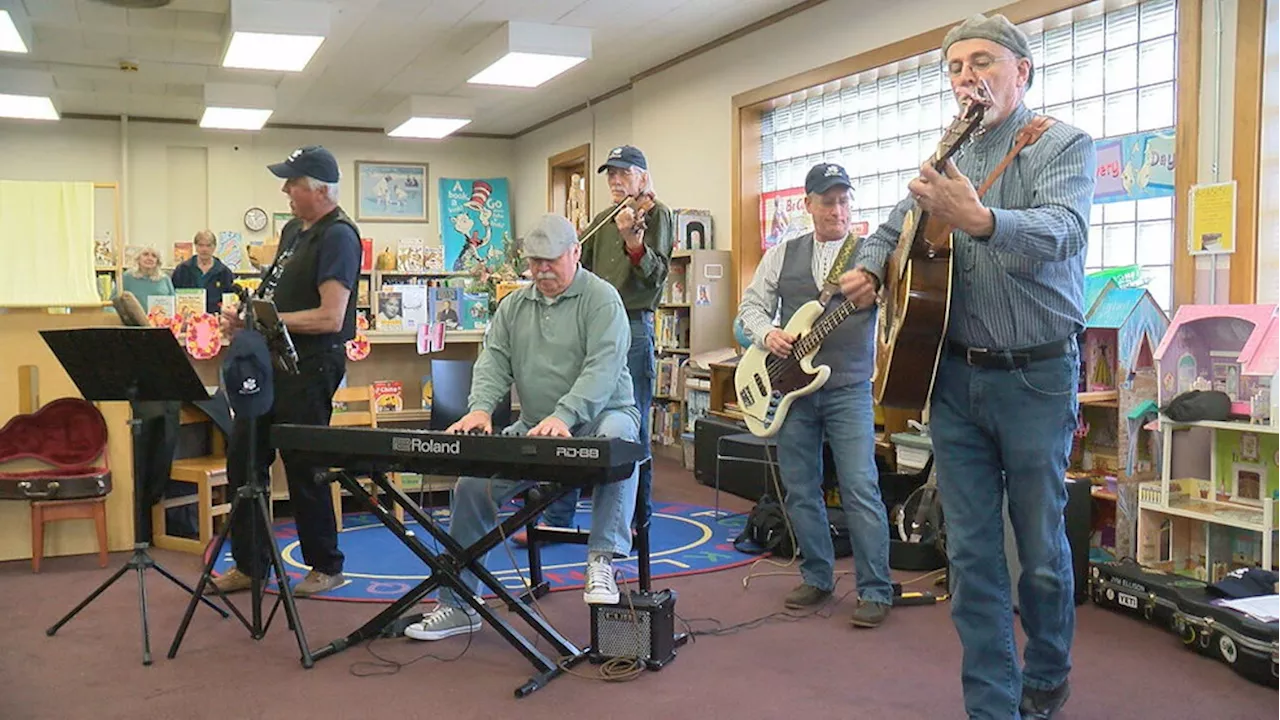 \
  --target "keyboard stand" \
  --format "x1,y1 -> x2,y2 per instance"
311,470 -> 591,698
